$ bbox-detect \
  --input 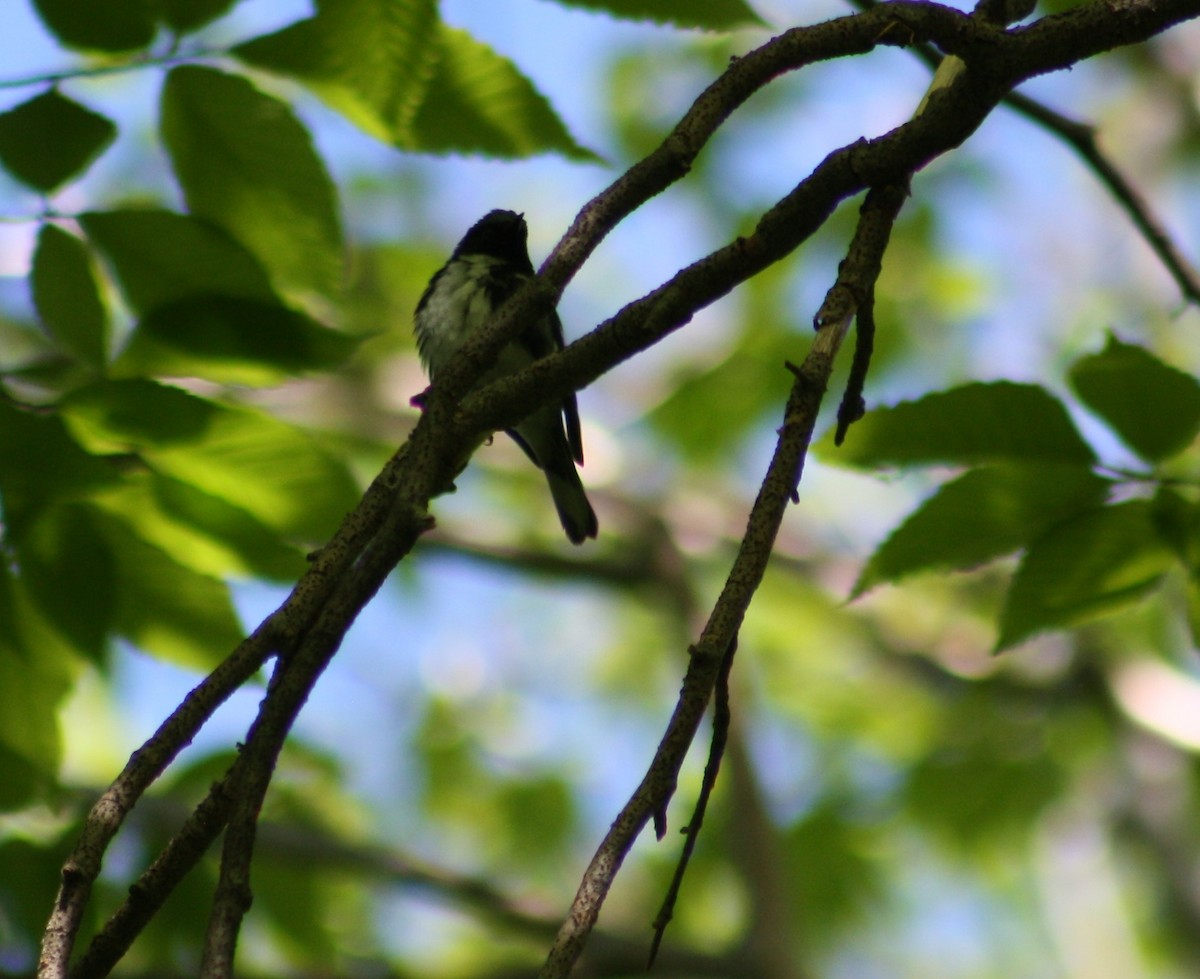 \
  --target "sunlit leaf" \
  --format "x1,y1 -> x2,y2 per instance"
92,507 -> 245,669
823,382 -> 1096,468
997,501 -> 1175,650
0,90 -> 116,192
234,0 -> 439,145
31,224 -> 109,369
1069,332 -> 1200,463
62,379 -> 359,541
854,464 -> 1112,596
90,474 -> 306,581
408,25 -> 600,160
160,66 -> 344,298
